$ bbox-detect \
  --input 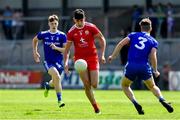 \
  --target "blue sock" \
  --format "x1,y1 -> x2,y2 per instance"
57,92 -> 62,102
132,99 -> 139,106
159,97 -> 165,102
